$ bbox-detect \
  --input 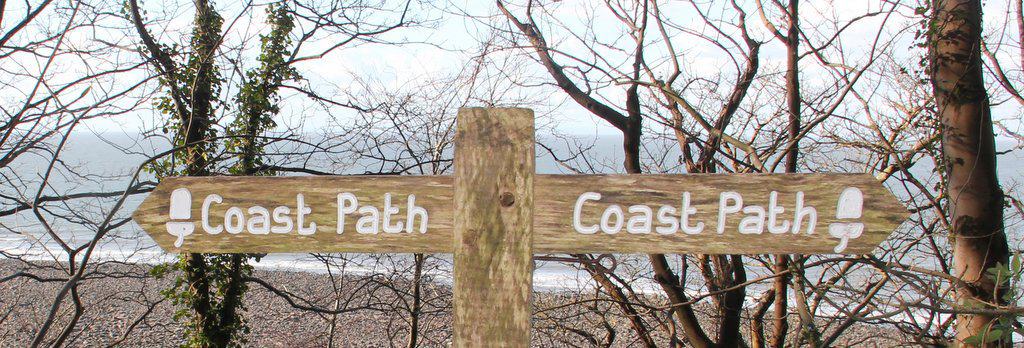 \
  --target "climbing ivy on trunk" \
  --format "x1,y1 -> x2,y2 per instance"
131,1 -> 296,346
